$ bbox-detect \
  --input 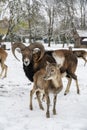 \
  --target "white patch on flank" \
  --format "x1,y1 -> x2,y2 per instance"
52,53 -> 65,66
